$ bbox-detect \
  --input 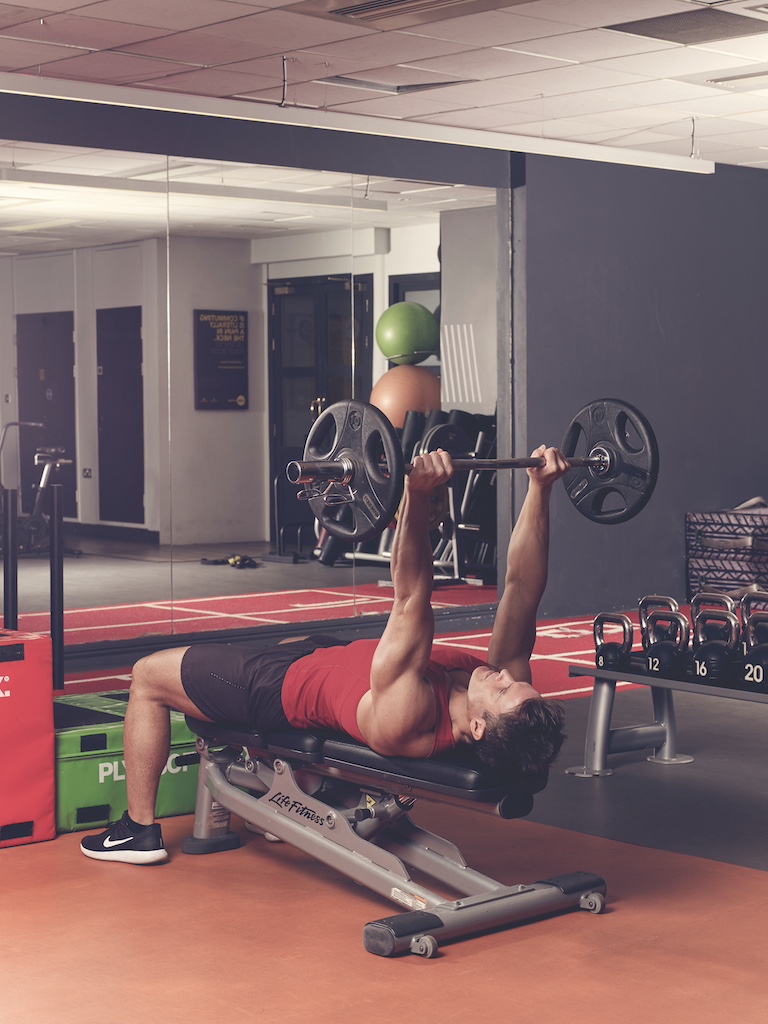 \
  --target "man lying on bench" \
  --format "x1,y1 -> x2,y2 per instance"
81,444 -> 569,865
